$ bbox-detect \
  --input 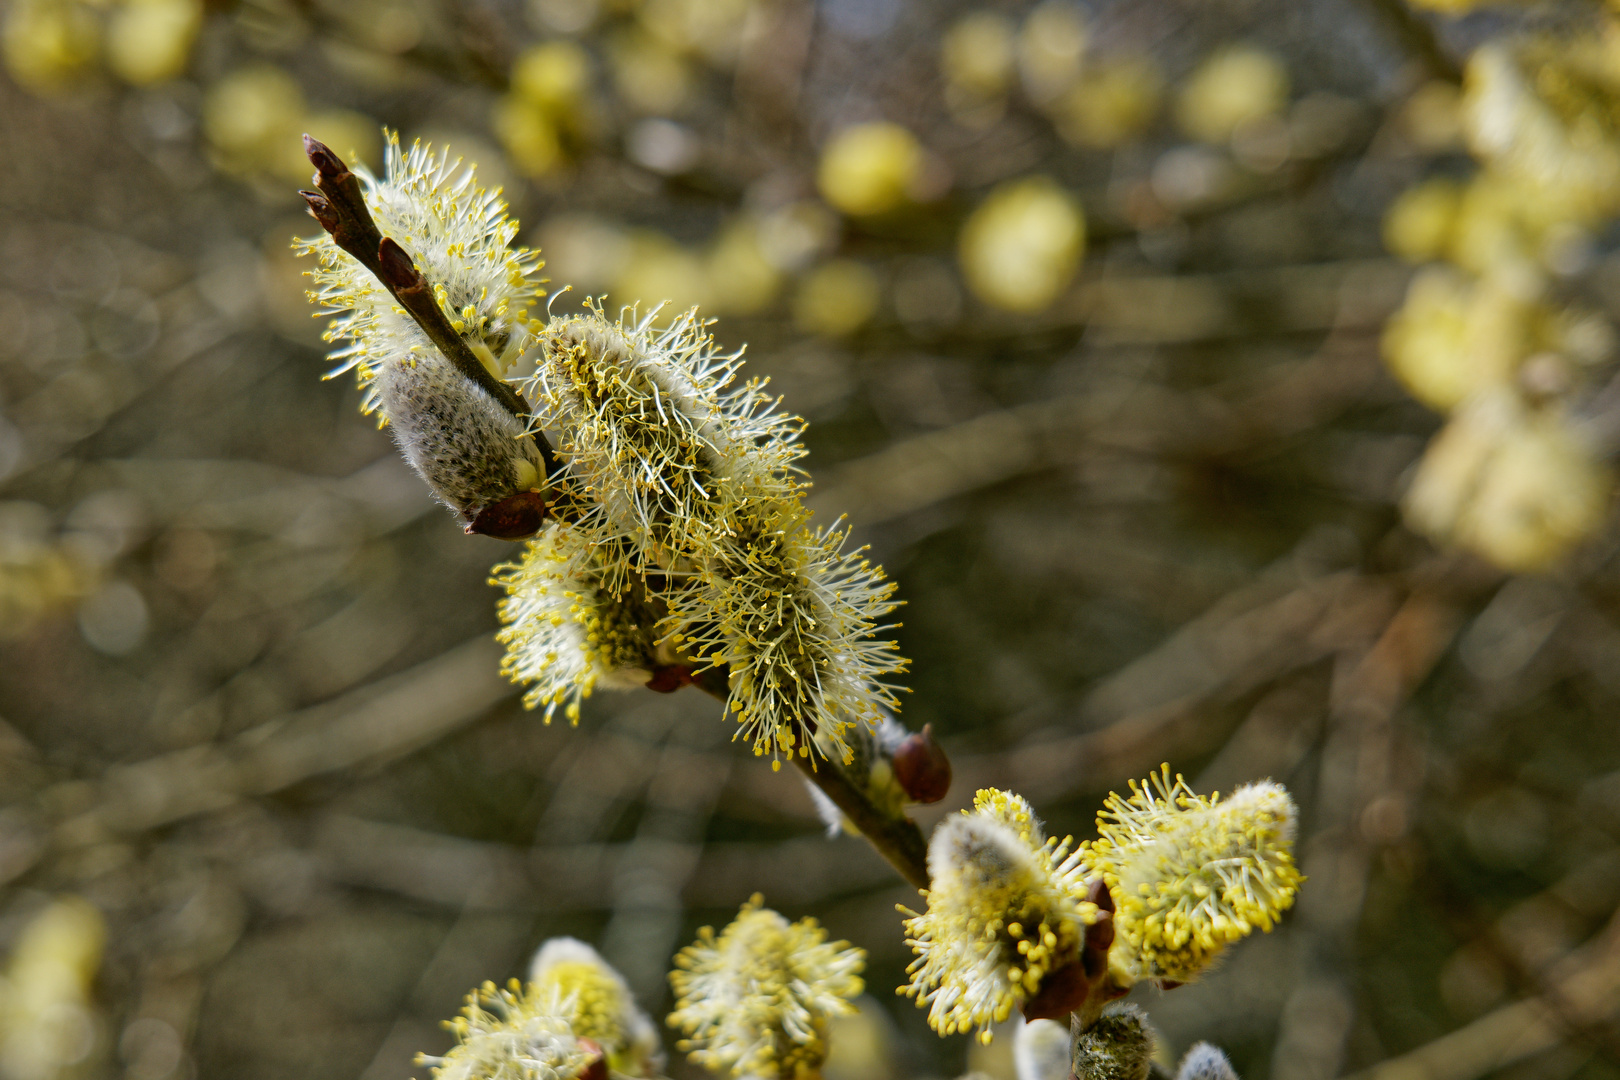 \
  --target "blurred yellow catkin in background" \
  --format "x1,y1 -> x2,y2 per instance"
1175,44 -> 1289,145
818,122 -> 925,217
959,176 -> 1085,313
2,0 -> 98,94
0,898 -> 106,1080
495,40 -> 593,176
105,0 -> 202,86
794,260 -> 882,337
